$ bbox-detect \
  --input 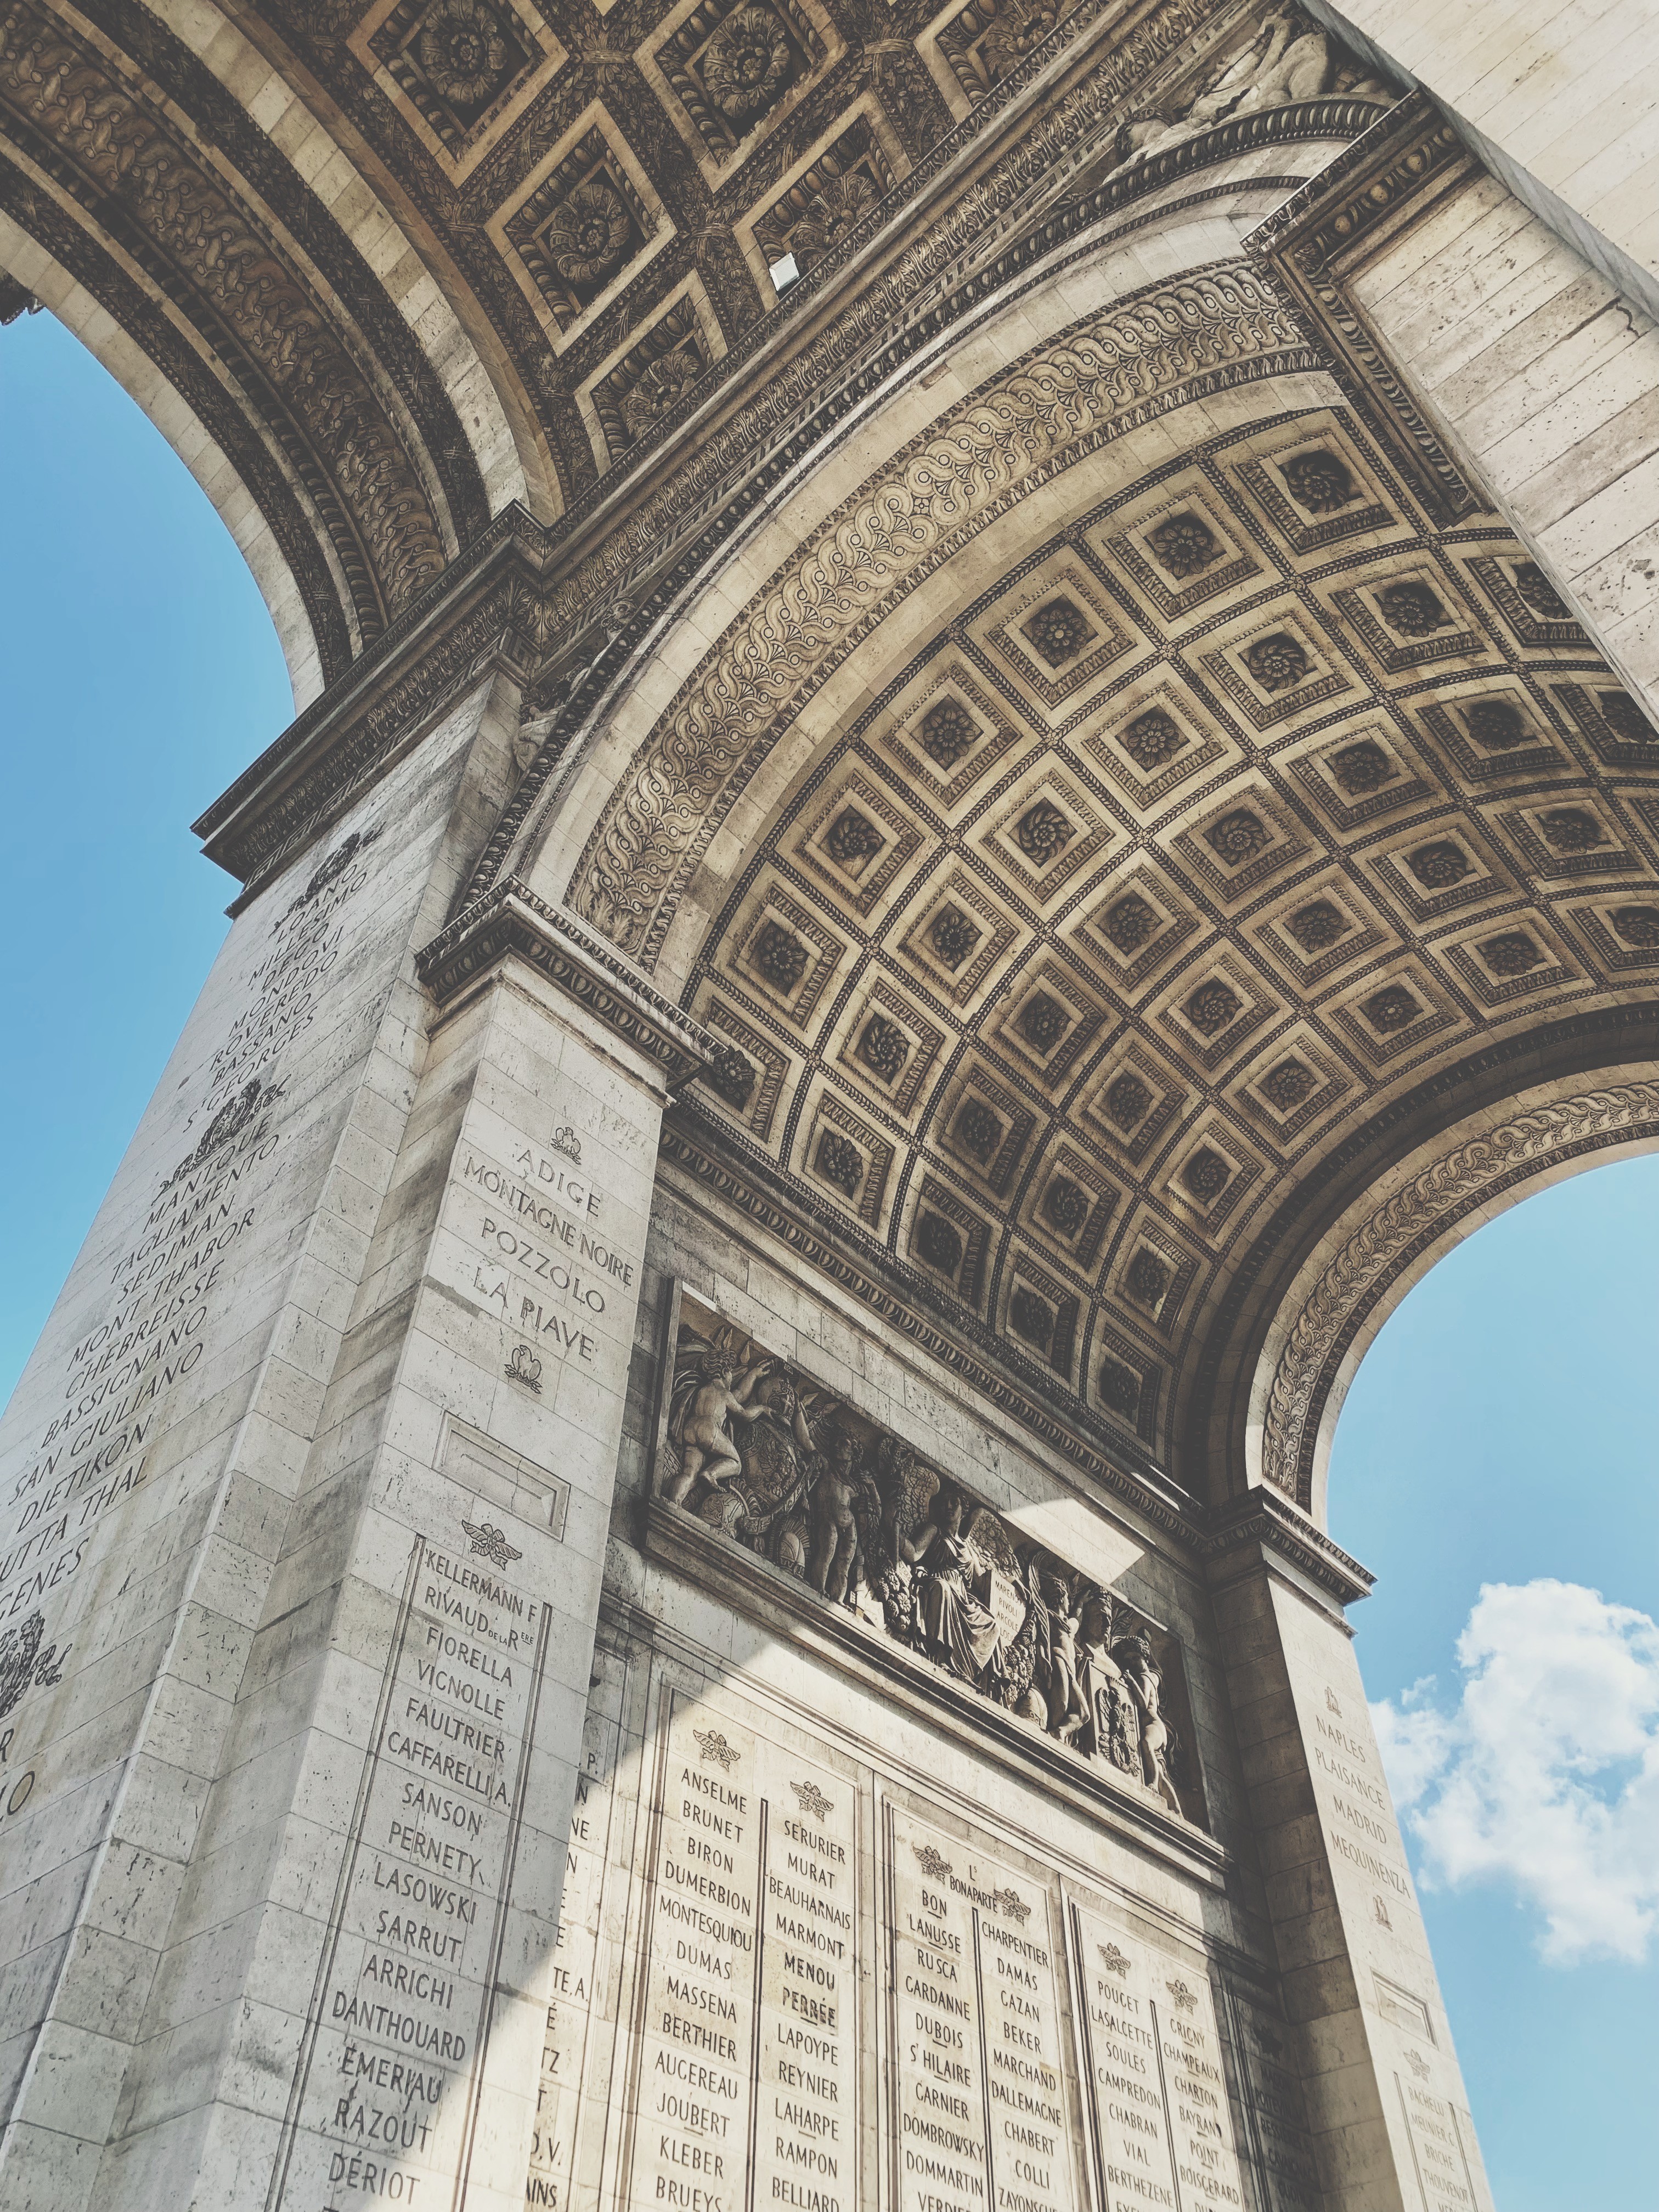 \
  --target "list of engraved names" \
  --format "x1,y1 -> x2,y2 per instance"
885,1809 -> 1076,2212
622,1695 -> 859,2212
274,1531 -> 550,2208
